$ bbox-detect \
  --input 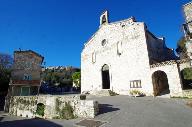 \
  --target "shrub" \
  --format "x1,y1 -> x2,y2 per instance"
182,68 -> 192,80
72,72 -> 81,88
129,90 -> 143,96
36,103 -> 45,116
108,90 -> 119,96
59,102 -> 75,119
55,98 -> 61,113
